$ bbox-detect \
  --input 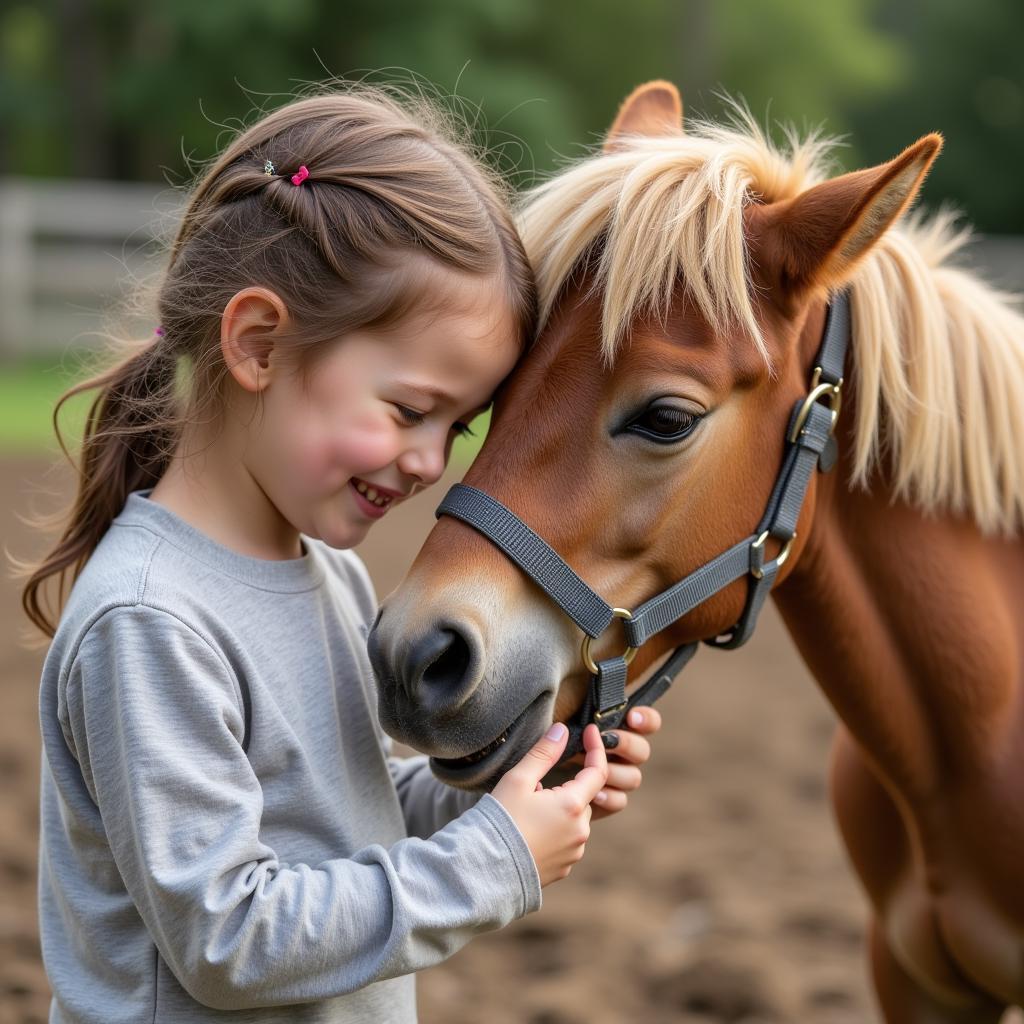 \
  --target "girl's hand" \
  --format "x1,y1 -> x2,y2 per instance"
569,706 -> 663,820
492,723 -> 608,887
